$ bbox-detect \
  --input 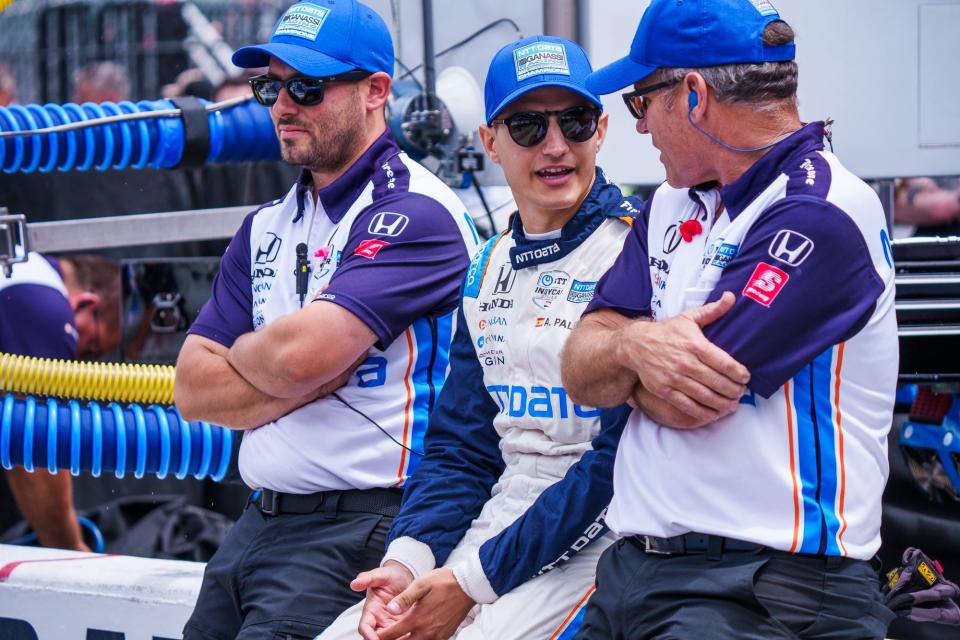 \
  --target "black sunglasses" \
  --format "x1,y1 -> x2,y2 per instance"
621,79 -> 681,120
489,106 -> 602,148
249,70 -> 371,107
